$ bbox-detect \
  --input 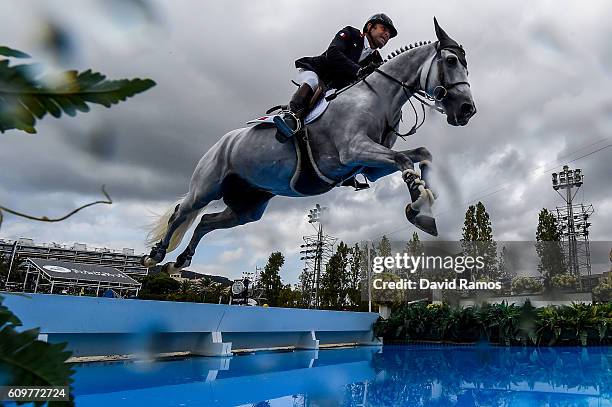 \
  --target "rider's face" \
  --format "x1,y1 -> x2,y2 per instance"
367,23 -> 391,49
